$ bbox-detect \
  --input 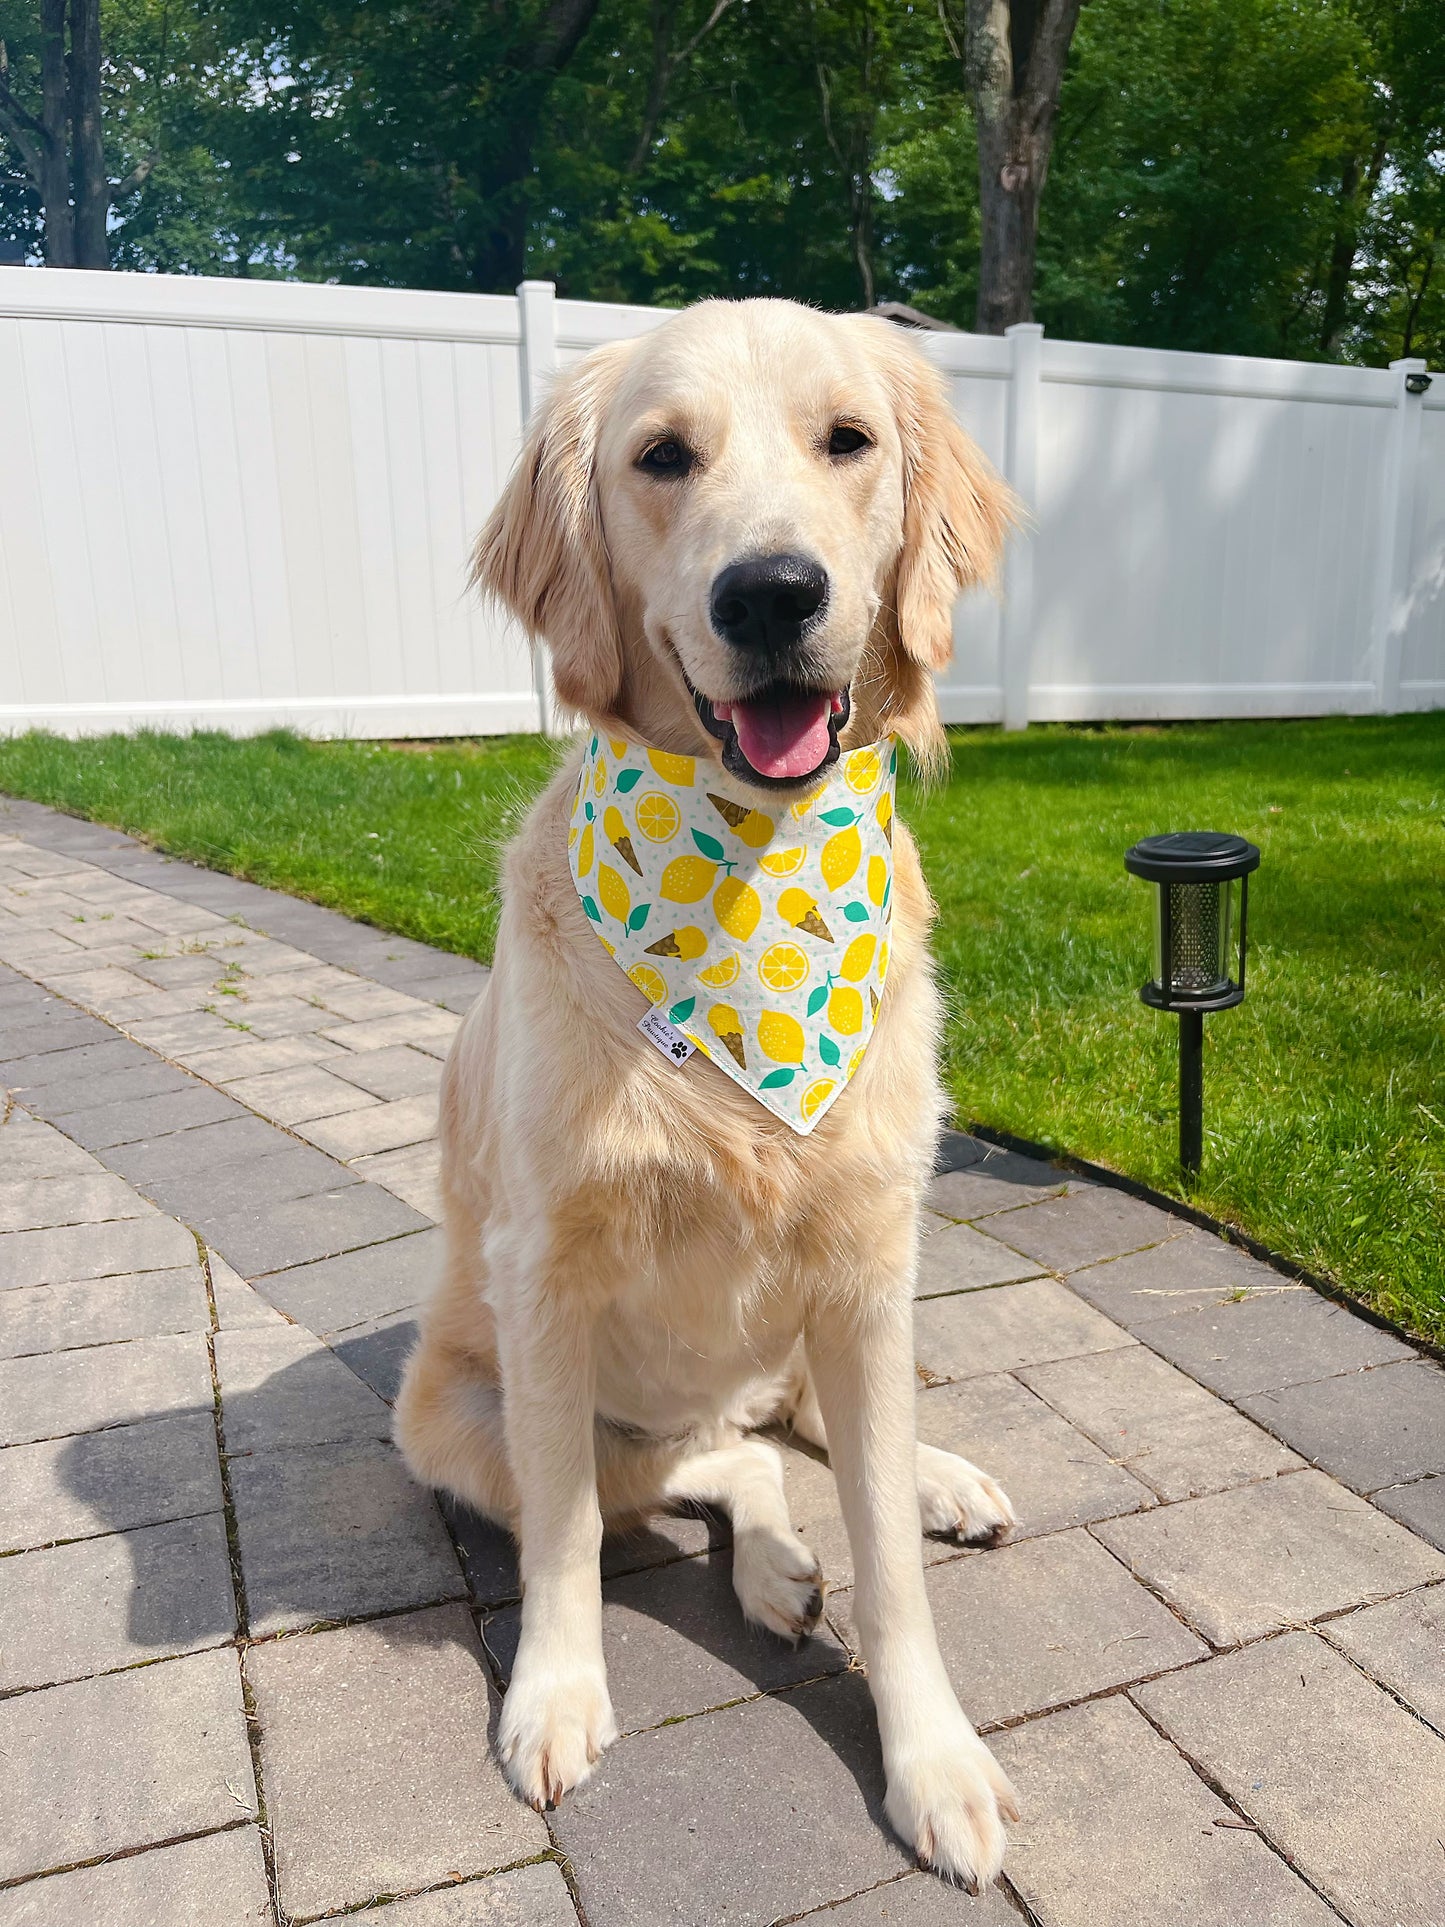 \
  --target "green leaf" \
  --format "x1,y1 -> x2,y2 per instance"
627,902 -> 651,931
616,768 -> 642,793
806,986 -> 829,1017
759,1068 -> 796,1089
818,808 -> 856,827
882,878 -> 891,910
584,800 -> 594,821
692,829 -> 726,861
581,896 -> 602,923
888,745 -> 897,773
589,736 -> 598,756
842,901 -> 869,922
818,1034 -> 841,1067
668,996 -> 696,1024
